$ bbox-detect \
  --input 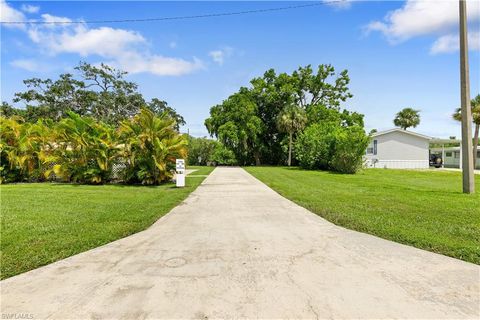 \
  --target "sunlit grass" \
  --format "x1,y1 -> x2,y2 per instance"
246,167 -> 480,264
0,166 -> 213,279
